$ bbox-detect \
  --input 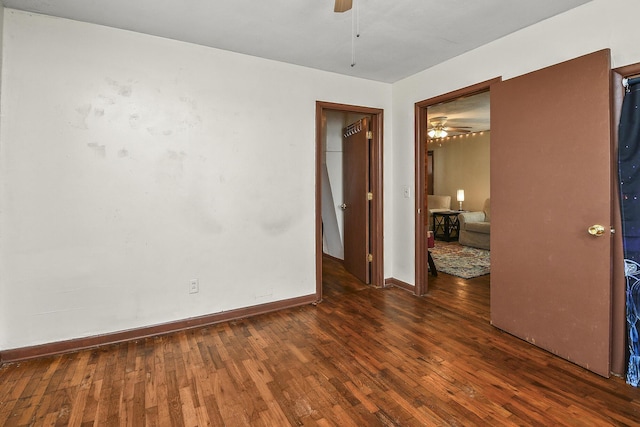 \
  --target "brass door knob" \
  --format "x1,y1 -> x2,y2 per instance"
588,224 -> 605,237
